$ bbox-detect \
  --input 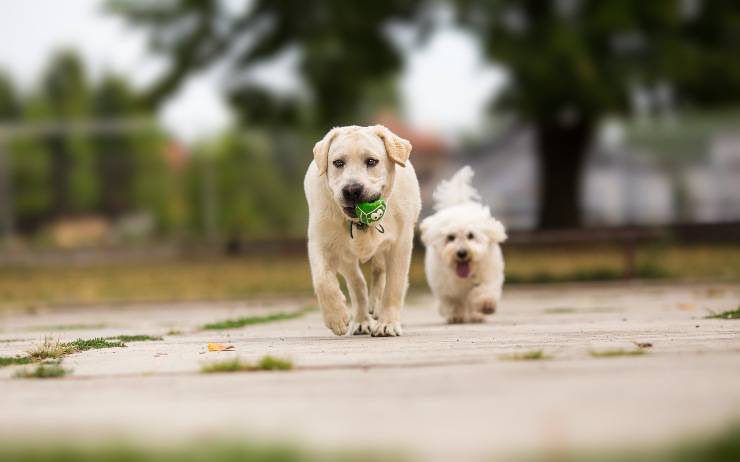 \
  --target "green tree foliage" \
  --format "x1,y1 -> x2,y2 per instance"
108,0 -> 425,128
6,51 -> 181,236
39,51 -> 99,215
0,71 -> 20,119
187,131 -> 302,240
456,0 -> 740,227
112,0 -> 740,229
